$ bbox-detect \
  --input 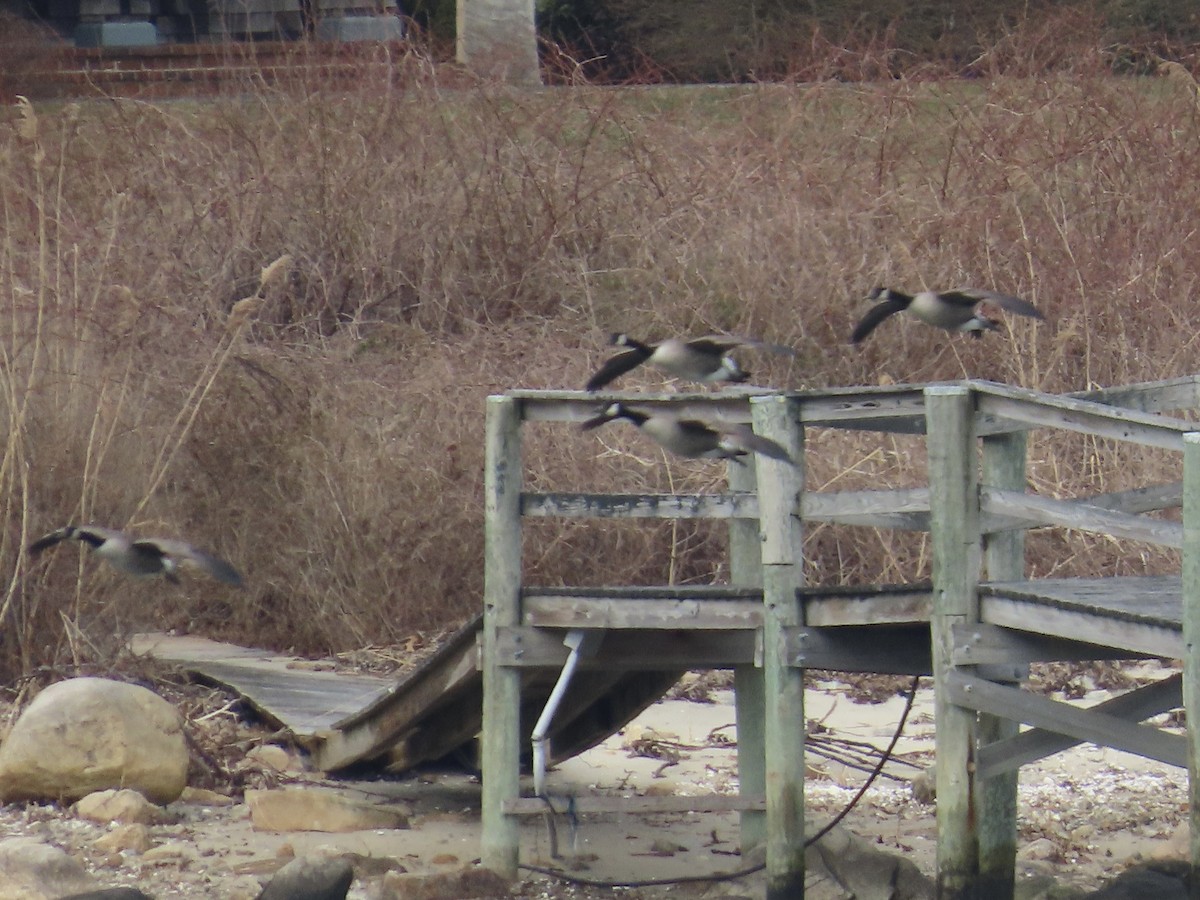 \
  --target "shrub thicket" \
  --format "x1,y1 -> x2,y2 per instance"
0,24 -> 1198,681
